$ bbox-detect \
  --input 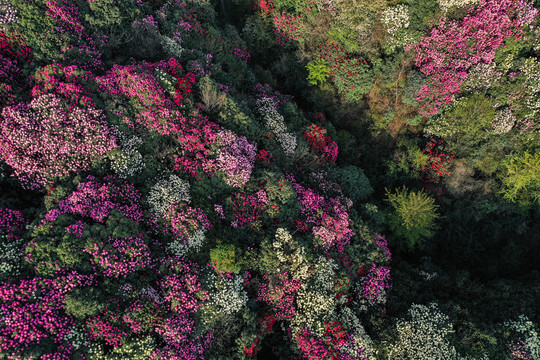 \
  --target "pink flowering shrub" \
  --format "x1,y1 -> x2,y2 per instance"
360,264 -> 391,304
160,257 -> 209,313
38,0 -> 104,69
295,322 -> 369,360
0,272 -> 94,355
224,191 -> 268,228
160,203 -> 212,241
375,235 -> 391,263
84,235 -> 153,278
233,47 -> 251,63
32,63 -> 96,107
97,60 -> 226,180
0,95 -> 117,189
409,0 -> 537,115
171,113 -> 221,178
153,314 -> 213,360
122,299 -> 161,333
96,60 -> 178,134
258,272 -> 302,320
43,175 -> 144,224
0,208 -> 26,240
289,177 -> 354,252
86,310 -> 127,348
215,129 -> 257,188
273,12 -> 305,46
